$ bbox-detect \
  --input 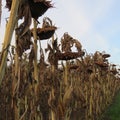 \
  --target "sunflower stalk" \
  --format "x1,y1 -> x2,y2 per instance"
33,19 -> 39,119
13,22 -> 20,120
0,0 -> 21,85
64,61 -> 69,86
33,19 -> 38,91
51,35 -> 56,120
